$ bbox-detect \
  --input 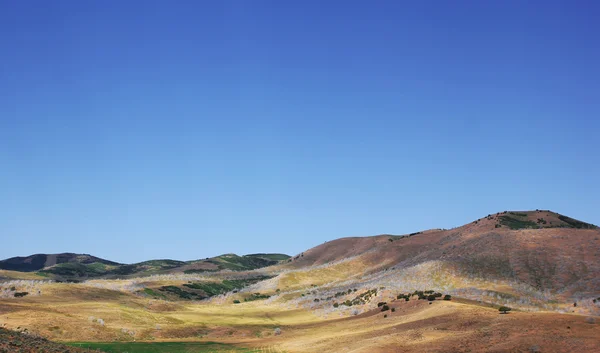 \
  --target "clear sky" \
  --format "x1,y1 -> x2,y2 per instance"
1,1 -> 599,263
